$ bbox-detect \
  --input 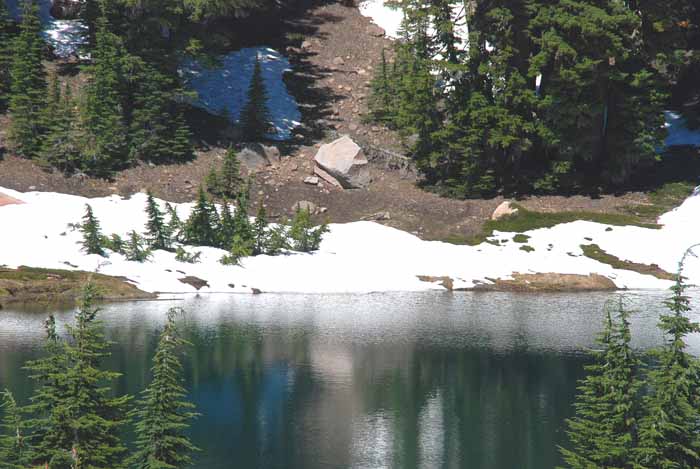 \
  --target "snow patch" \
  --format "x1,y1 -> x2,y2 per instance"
359,0 -> 404,39
1,187 -> 700,295
180,47 -> 301,141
